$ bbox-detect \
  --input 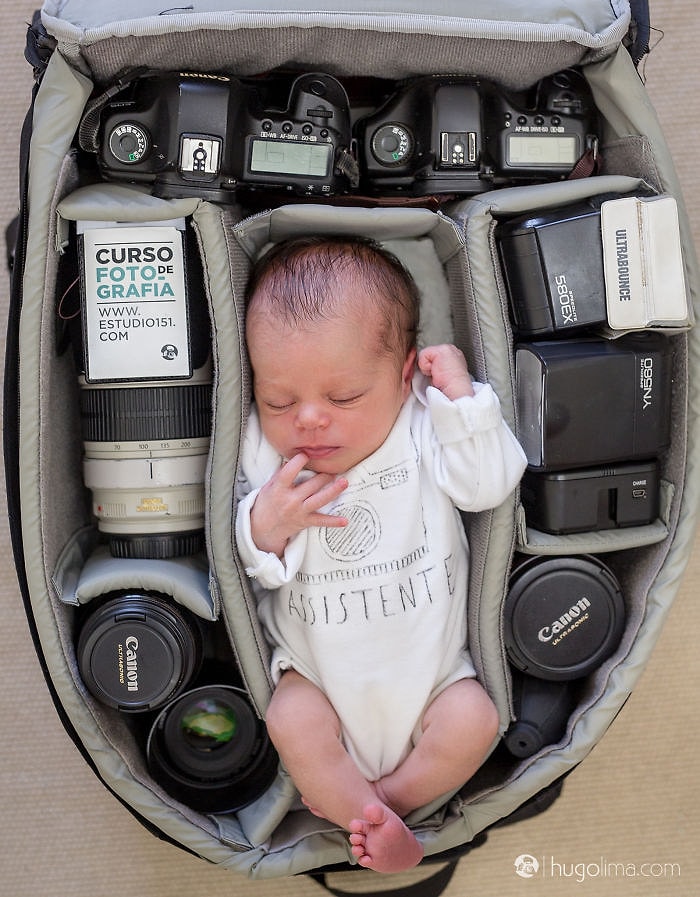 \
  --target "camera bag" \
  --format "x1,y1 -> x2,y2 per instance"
5,1 -> 699,893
